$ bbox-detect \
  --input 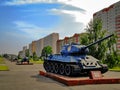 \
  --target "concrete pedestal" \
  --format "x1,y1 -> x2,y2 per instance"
39,71 -> 120,86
